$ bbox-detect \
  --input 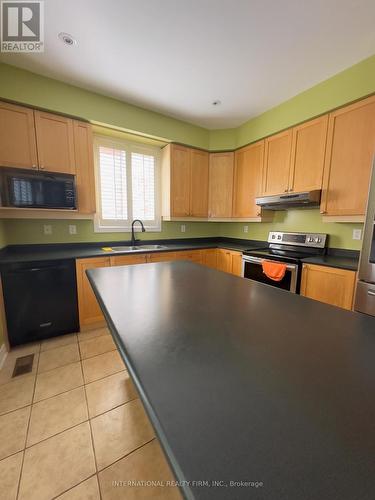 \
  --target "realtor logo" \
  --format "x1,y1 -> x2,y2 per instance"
1,1 -> 44,52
